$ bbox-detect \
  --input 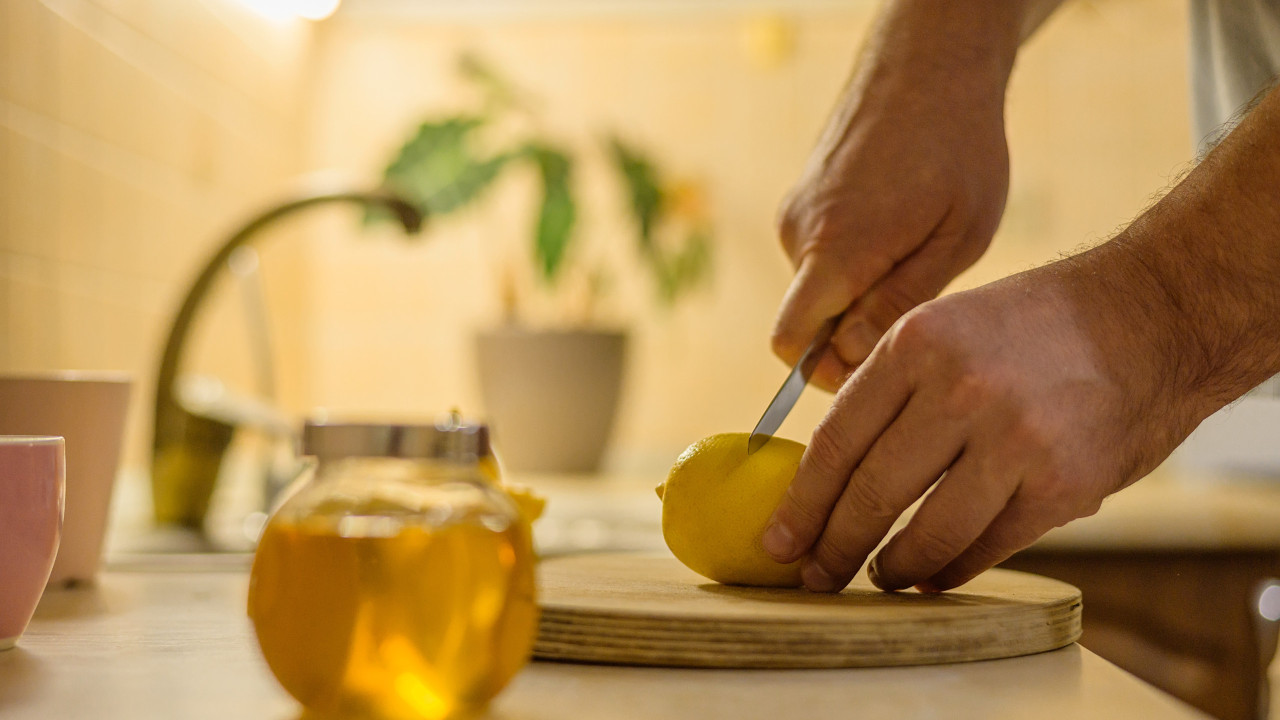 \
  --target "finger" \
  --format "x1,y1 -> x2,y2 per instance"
867,449 -> 1018,591
800,394 -> 967,593
828,316 -> 882,372
829,231 -> 975,369
809,347 -> 852,393
919,492 -> 1060,592
763,345 -> 910,565
775,191 -> 806,265
771,252 -> 886,366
